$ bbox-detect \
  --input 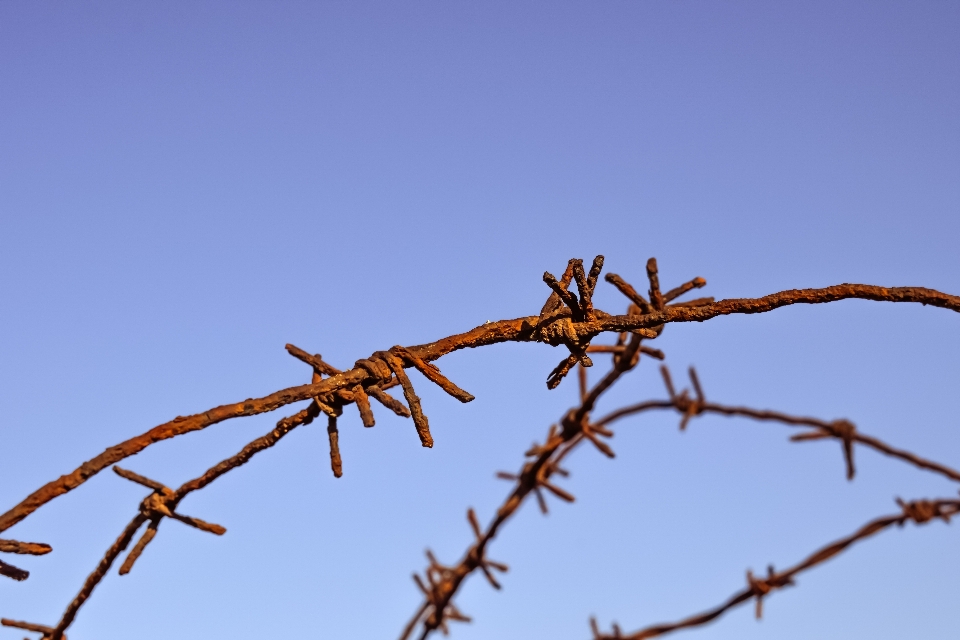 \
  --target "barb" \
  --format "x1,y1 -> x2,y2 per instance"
646,258 -> 664,311
586,344 -> 665,361
539,260 -> 577,318
572,255 -> 605,322
592,497 -> 960,639
543,269 -> 581,319
287,348 -> 413,473
285,344 -> 341,377
352,384 -> 375,427
111,466 -> 226,577
604,273 -> 653,315
288,344 -> 395,429
792,419 -> 857,480
540,256 -> 608,388
379,350 -> 433,448
0,539 -> 52,582
578,363 -> 589,402
546,352 -> 588,390
327,415 -> 343,478
1,618 -> 62,640
663,276 -> 706,303
368,384 -> 412,417
0,559 -> 29,582
668,296 -> 714,308
391,345 -> 475,403
0,540 -> 52,555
